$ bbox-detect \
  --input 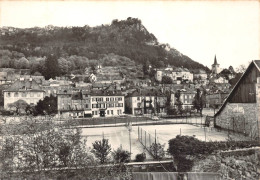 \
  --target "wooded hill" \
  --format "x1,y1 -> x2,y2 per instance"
0,17 -> 209,79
